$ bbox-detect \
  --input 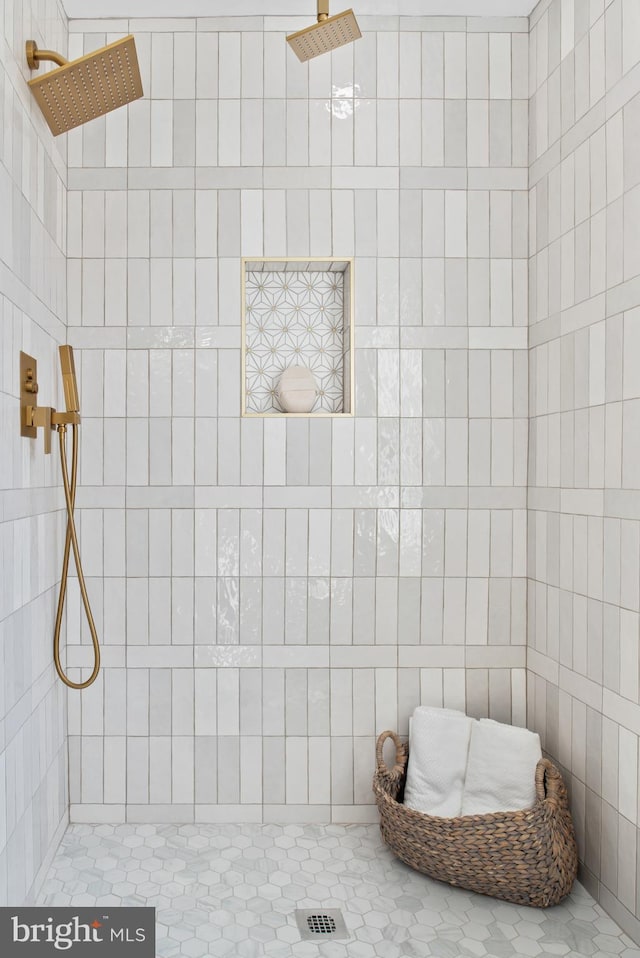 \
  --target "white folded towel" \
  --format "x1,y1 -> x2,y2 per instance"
408,705 -> 467,736
404,706 -> 475,817
461,719 -> 542,816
